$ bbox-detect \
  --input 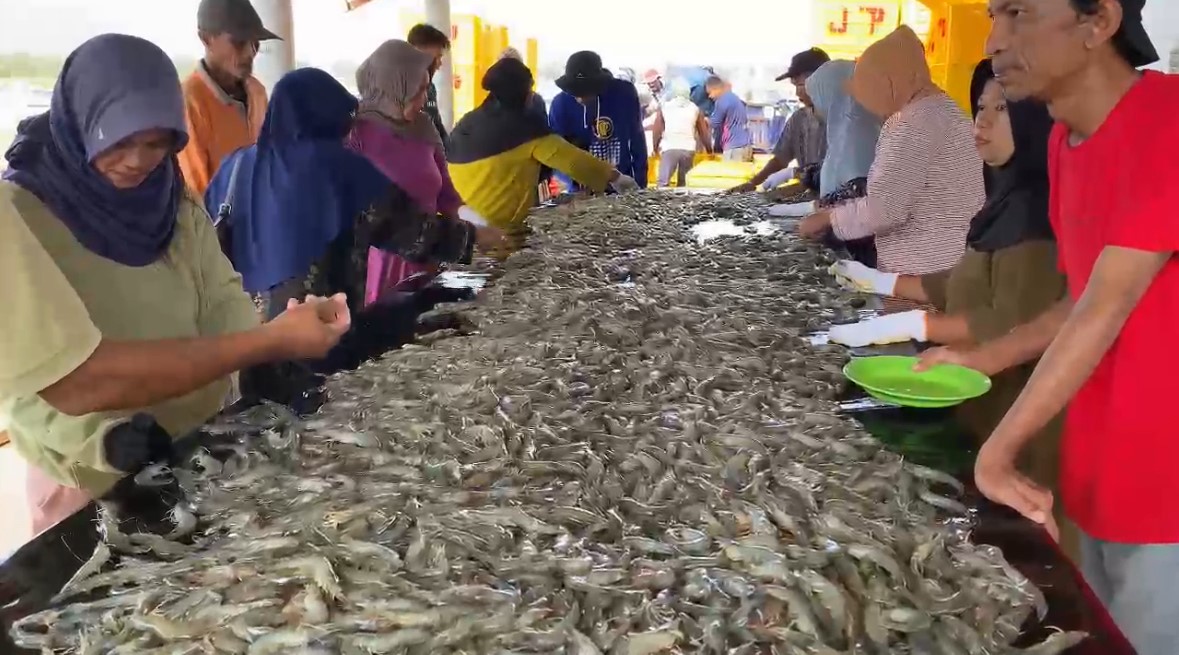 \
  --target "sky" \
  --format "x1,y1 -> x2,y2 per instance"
0,0 -> 817,70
